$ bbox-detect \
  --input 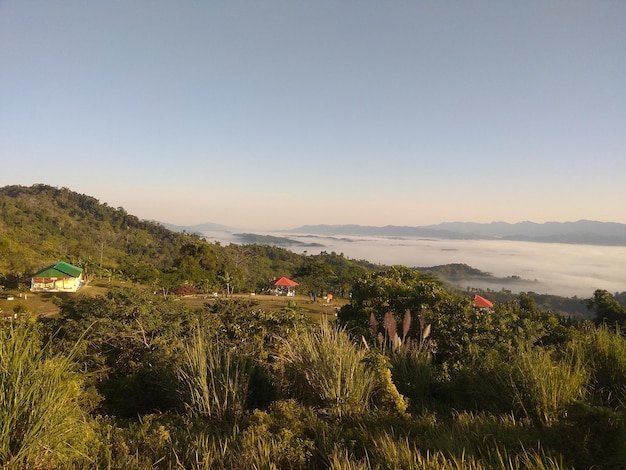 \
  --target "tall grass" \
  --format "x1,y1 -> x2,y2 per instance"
365,431 -> 571,470
0,324 -> 94,468
177,328 -> 253,423
508,346 -> 588,426
175,419 -> 315,470
326,446 -> 370,470
573,324 -> 626,409
278,321 -> 377,416
389,346 -> 433,412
